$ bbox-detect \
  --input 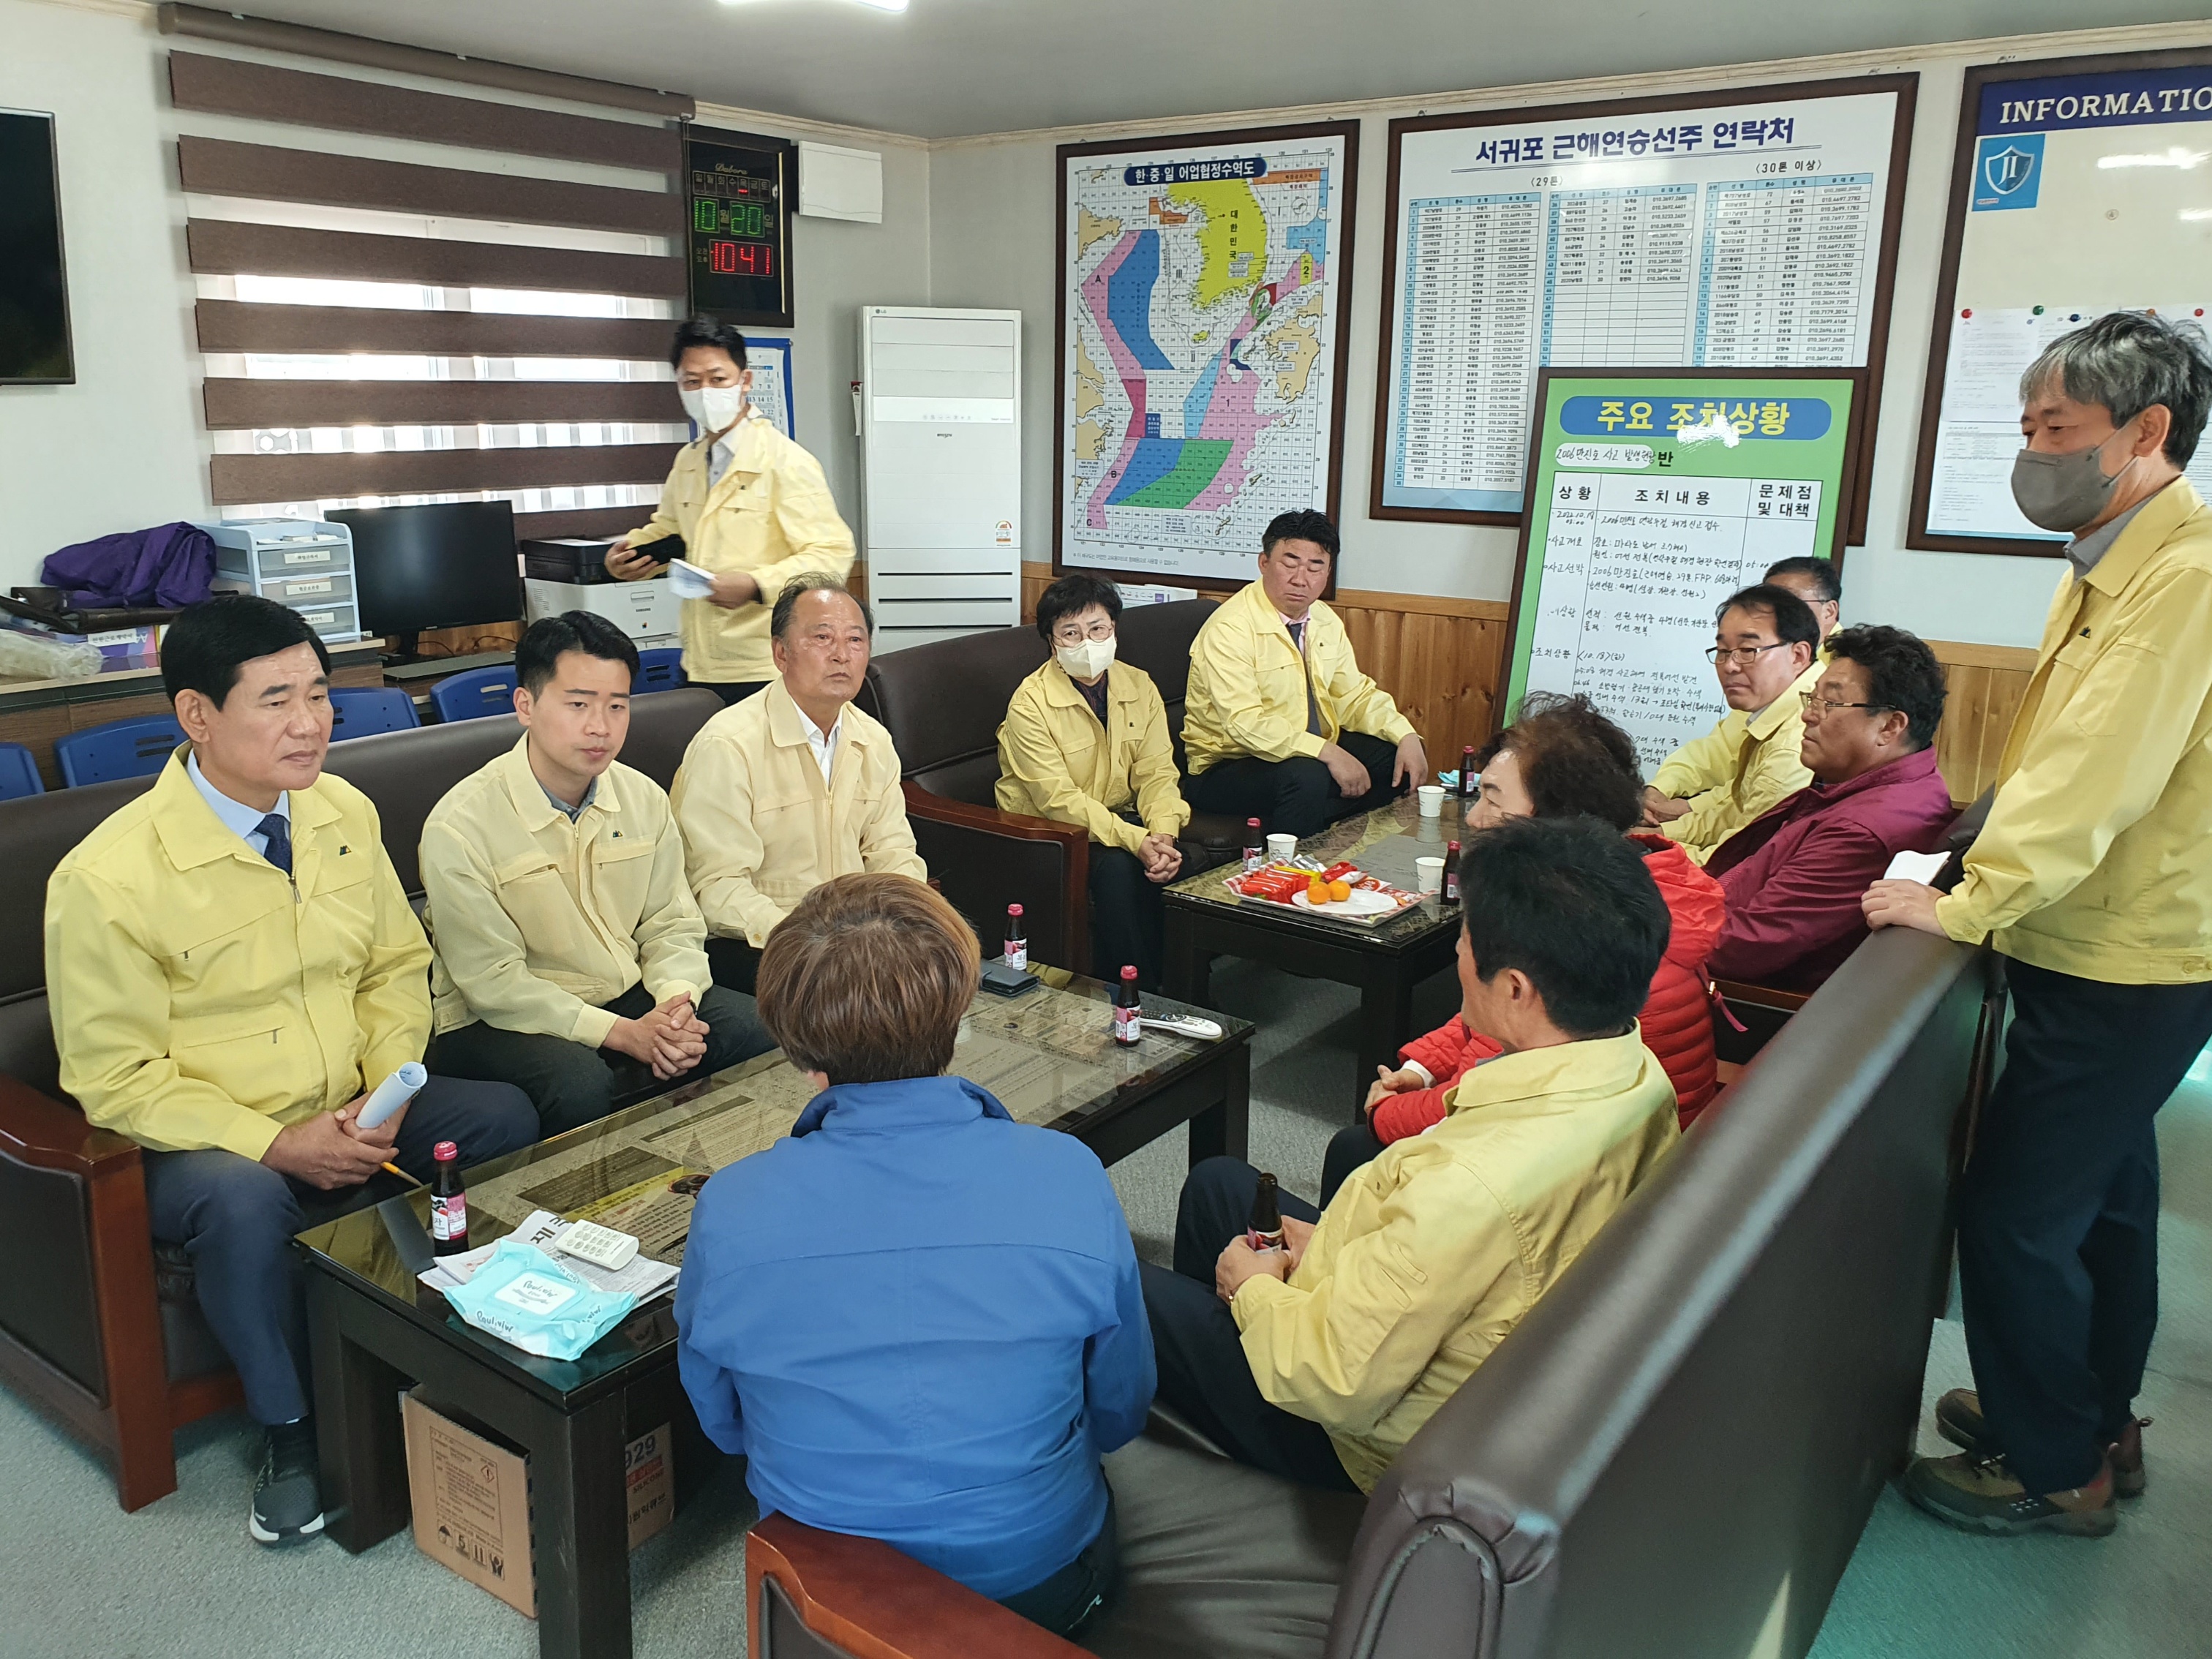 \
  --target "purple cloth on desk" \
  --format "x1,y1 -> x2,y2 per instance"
40,522 -> 215,611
